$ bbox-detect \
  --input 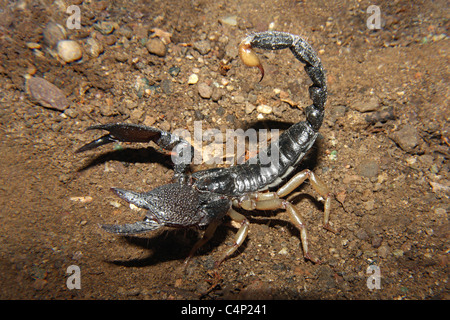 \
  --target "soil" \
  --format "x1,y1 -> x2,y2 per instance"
0,0 -> 448,300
